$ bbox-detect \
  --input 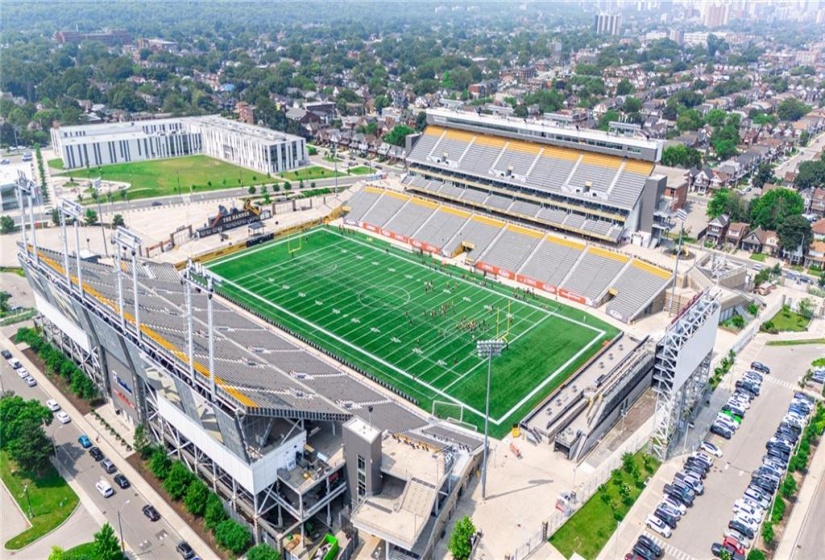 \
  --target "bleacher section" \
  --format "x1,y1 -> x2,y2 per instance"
560,247 -> 629,303
406,121 -> 659,243
343,187 -> 672,322
605,260 -> 672,323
